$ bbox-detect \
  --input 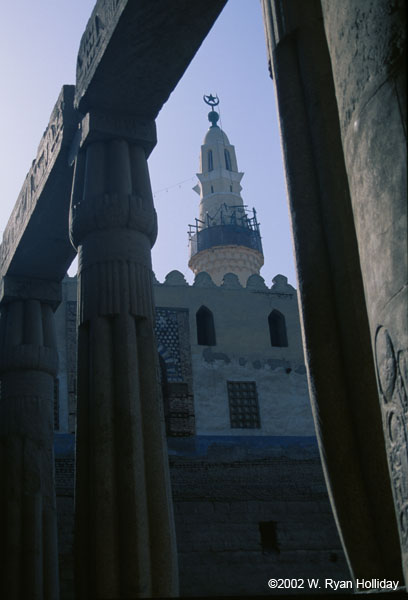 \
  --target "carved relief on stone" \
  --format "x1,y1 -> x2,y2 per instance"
78,110 -> 156,153
0,296 -> 60,598
76,0 -> 125,98
70,138 -> 158,324
70,140 -> 157,248
0,299 -> 58,376
375,326 -> 408,552
0,87 -> 76,276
